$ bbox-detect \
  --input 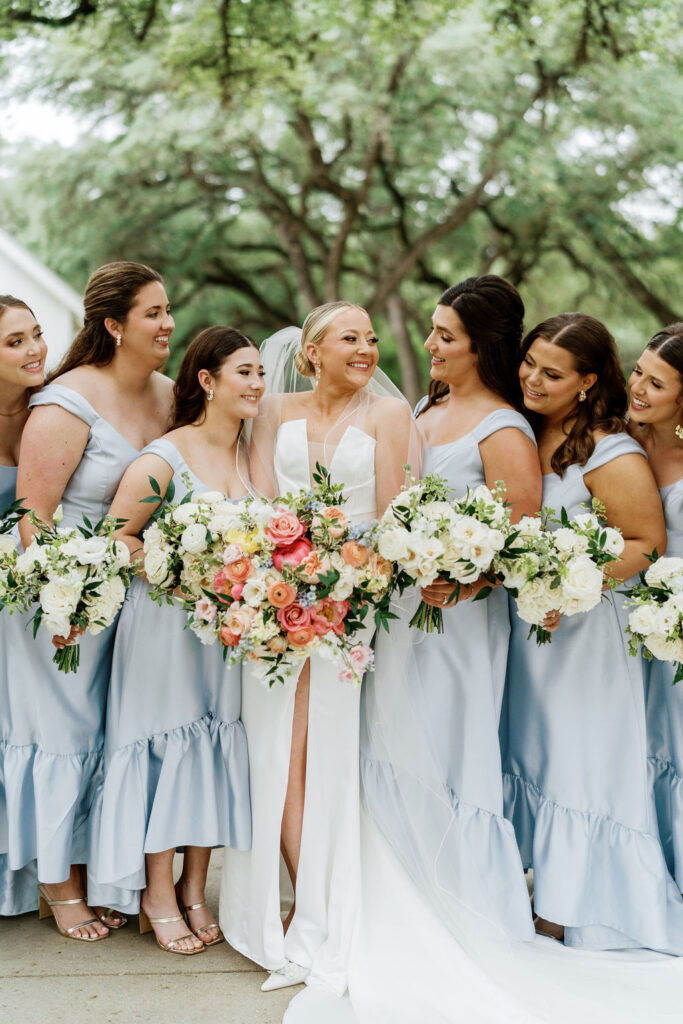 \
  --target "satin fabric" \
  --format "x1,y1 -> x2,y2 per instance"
501,432 -> 683,951
220,419 -> 377,995
362,408 -> 535,939
87,439 -> 251,913
0,385 -> 139,906
645,478 -> 683,888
